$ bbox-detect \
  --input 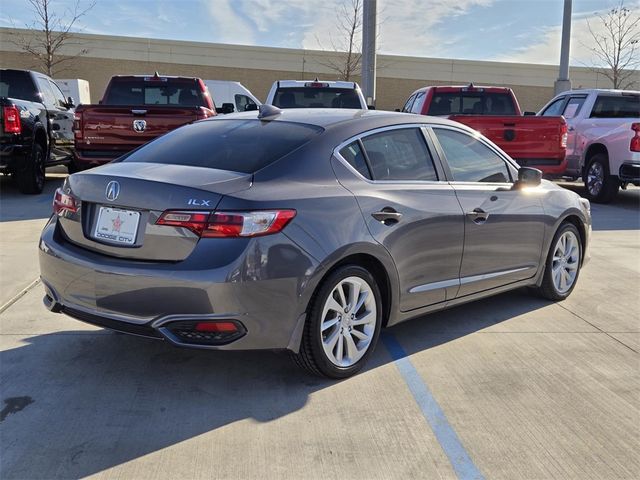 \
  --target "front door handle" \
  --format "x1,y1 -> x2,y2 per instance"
371,208 -> 403,225
466,208 -> 489,224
